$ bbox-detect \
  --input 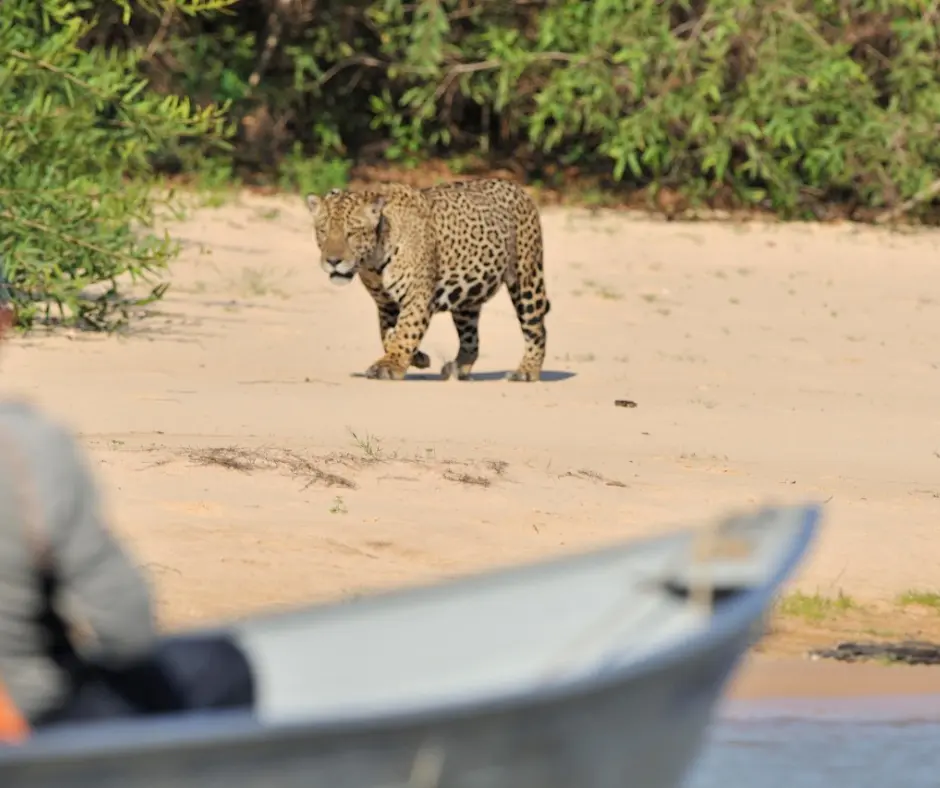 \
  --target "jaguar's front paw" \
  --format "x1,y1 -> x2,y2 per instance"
505,367 -> 541,382
440,360 -> 473,381
365,358 -> 407,380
